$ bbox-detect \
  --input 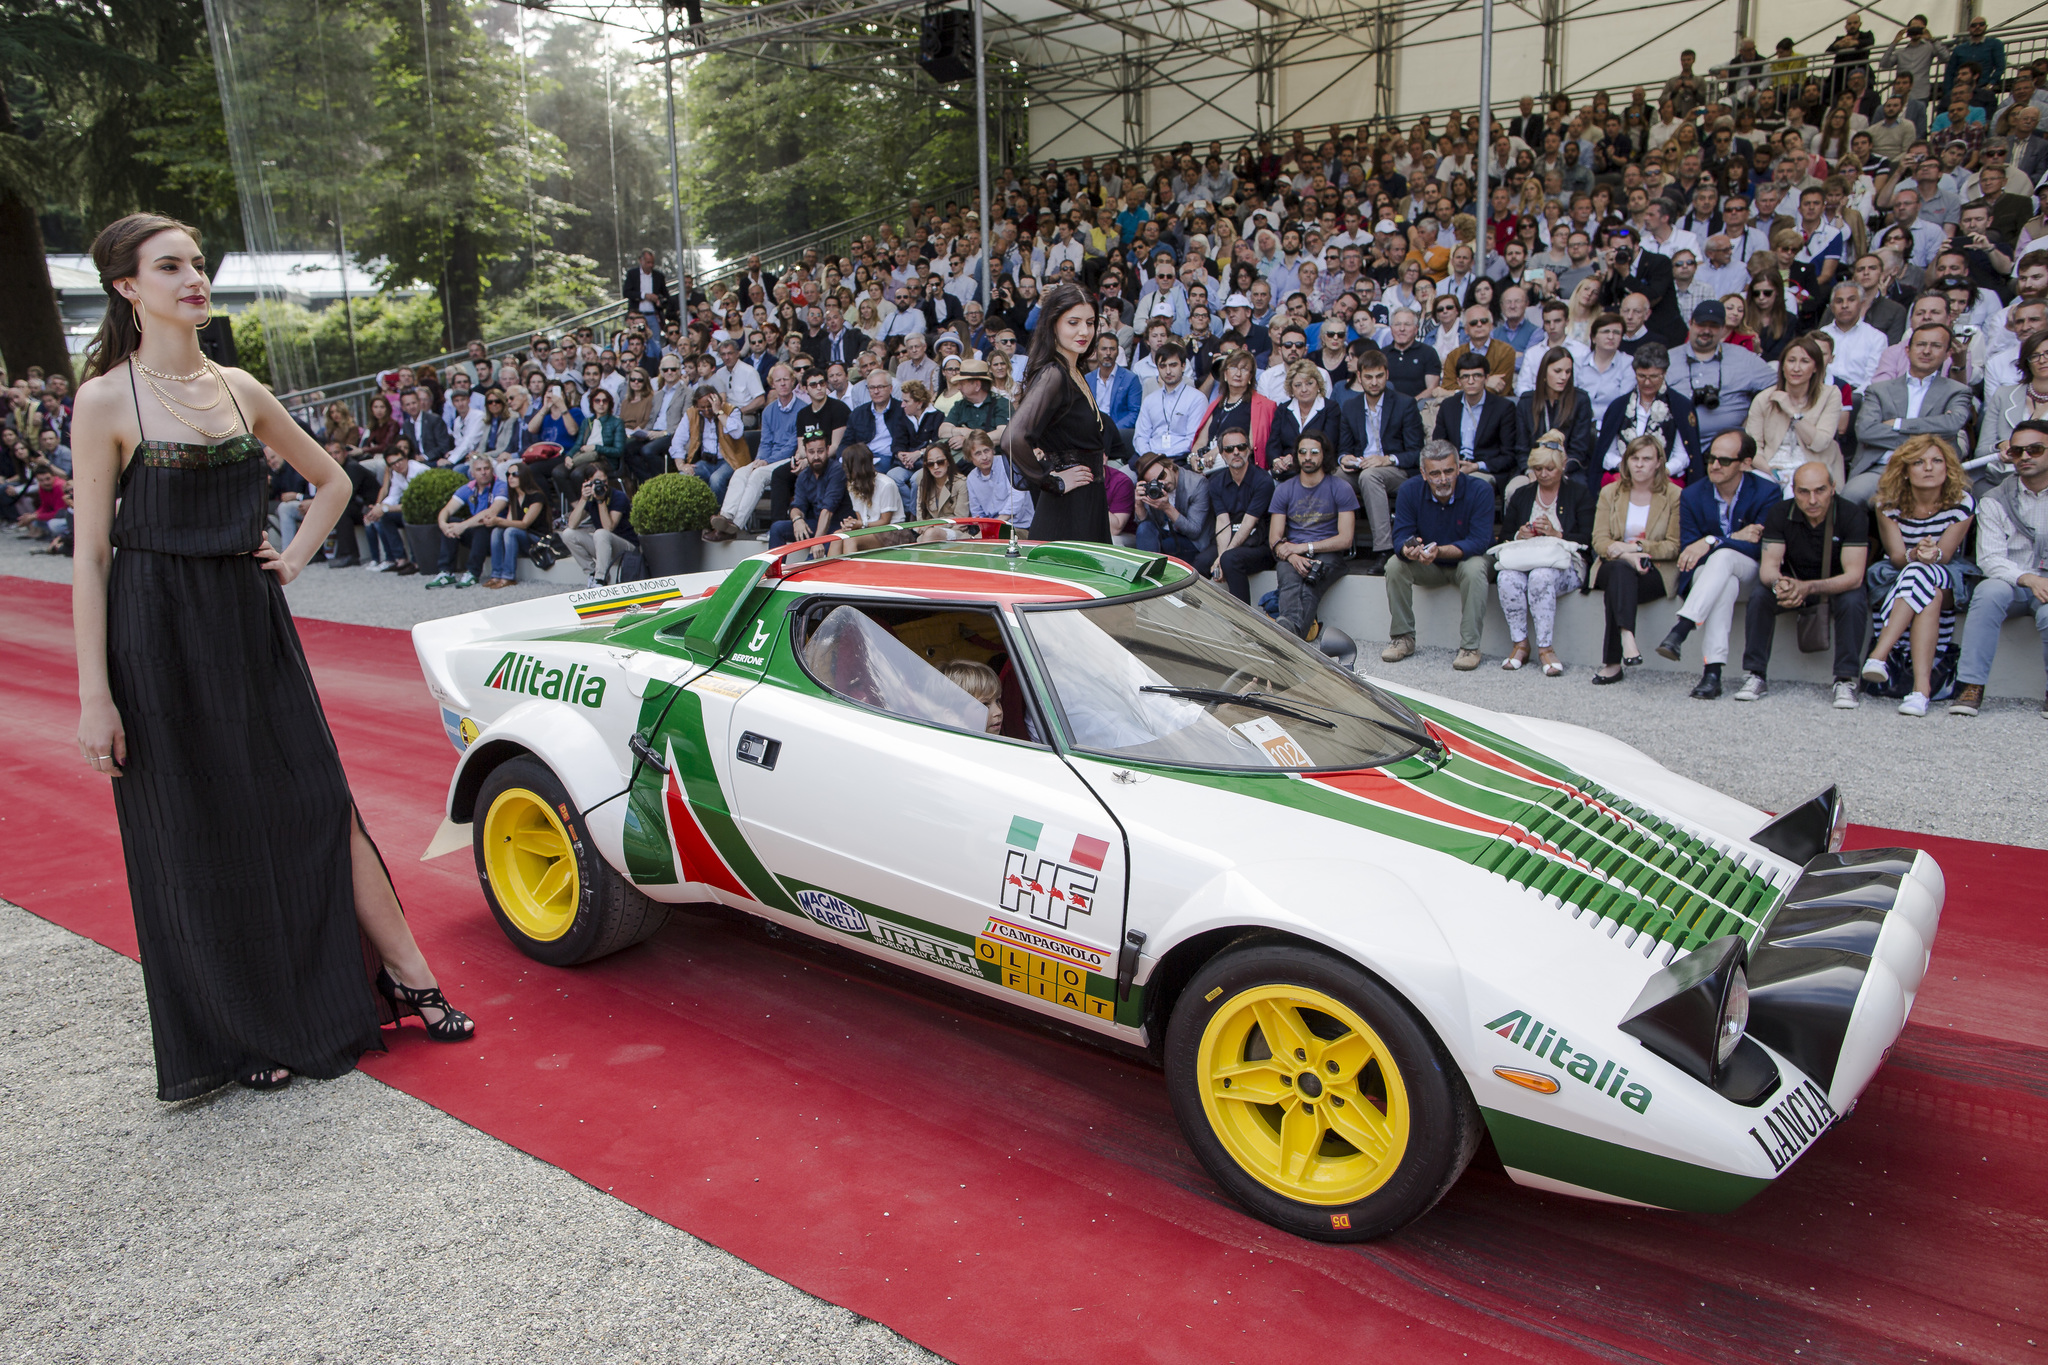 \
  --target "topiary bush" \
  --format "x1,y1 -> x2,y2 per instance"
631,471 -> 717,534
400,467 -> 465,524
